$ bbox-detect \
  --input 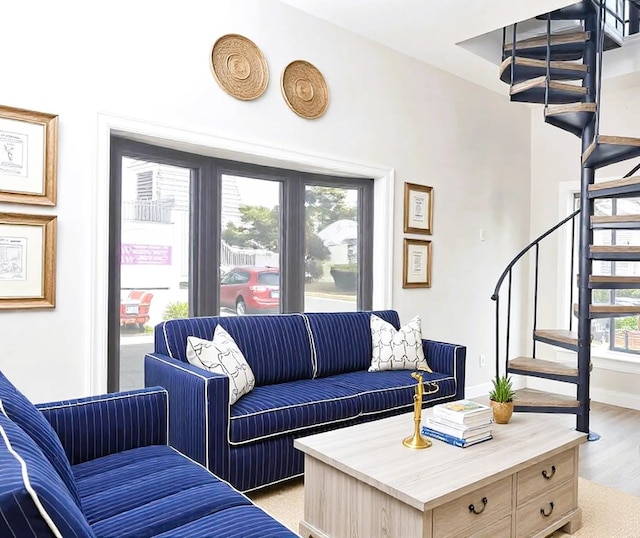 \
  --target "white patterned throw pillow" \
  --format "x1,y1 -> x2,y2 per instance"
369,314 -> 432,373
186,325 -> 256,404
